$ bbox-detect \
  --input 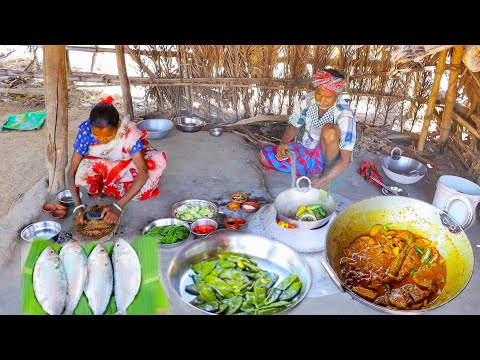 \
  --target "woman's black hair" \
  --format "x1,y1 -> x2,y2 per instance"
89,103 -> 120,128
